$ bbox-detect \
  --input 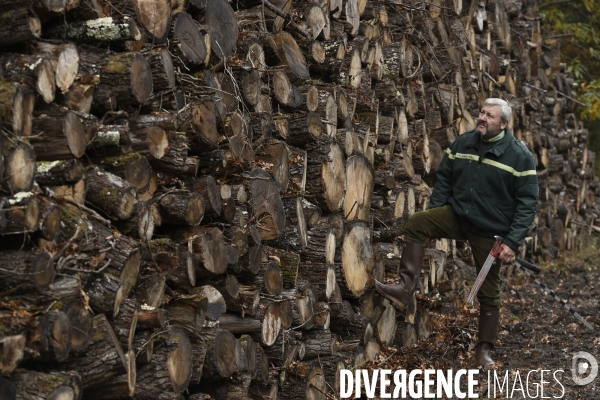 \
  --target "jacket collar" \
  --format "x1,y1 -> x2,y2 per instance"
465,127 -> 514,156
